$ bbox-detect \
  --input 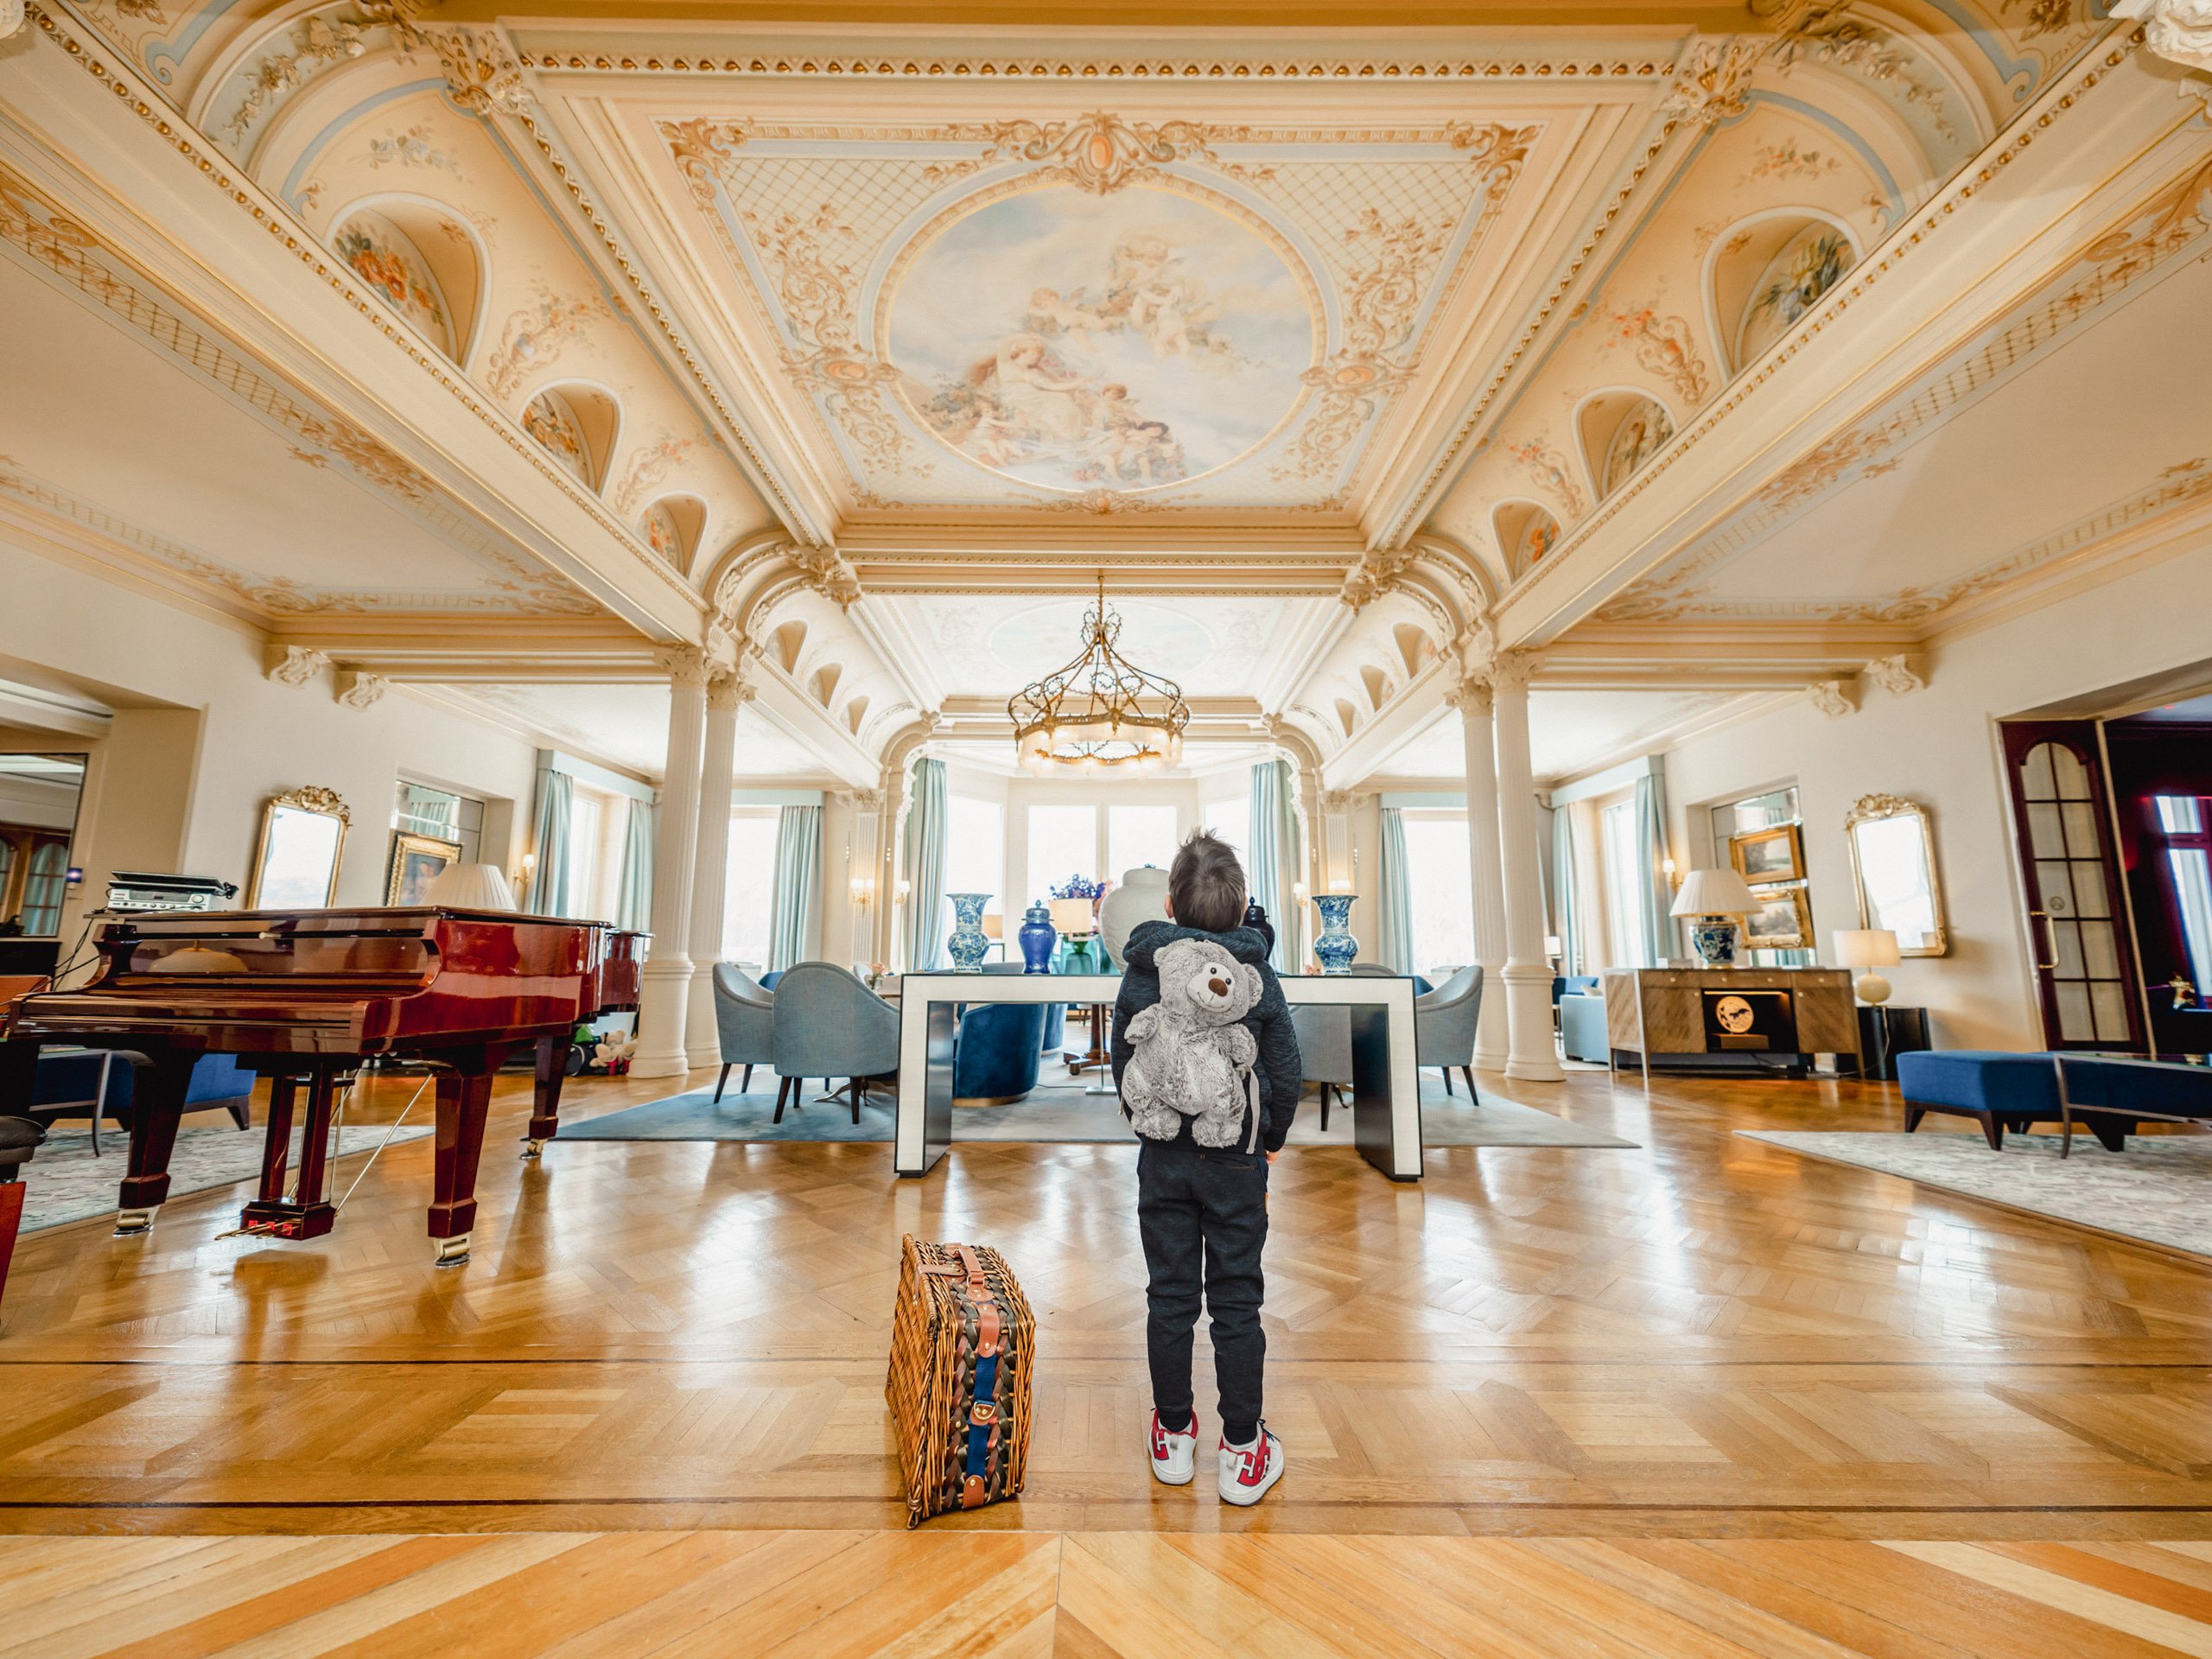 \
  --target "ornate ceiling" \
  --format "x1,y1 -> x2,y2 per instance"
0,0 -> 2205,788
